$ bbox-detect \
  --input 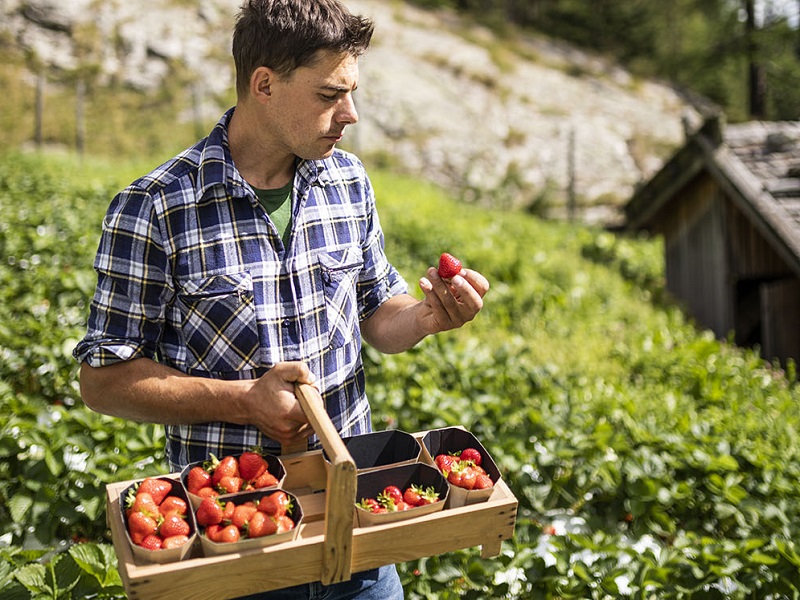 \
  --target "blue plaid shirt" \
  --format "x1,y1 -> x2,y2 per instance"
73,109 -> 408,469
